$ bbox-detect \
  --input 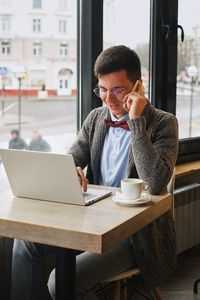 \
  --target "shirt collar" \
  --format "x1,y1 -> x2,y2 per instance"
110,112 -> 130,122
